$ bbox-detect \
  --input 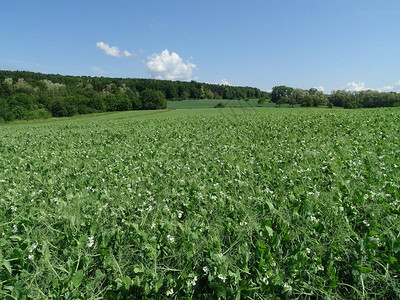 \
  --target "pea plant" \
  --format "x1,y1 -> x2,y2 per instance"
0,108 -> 399,299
